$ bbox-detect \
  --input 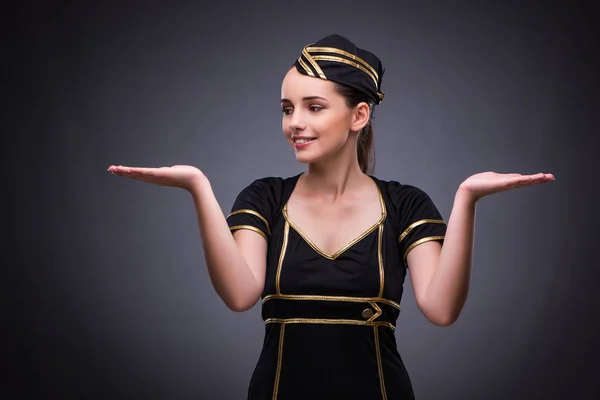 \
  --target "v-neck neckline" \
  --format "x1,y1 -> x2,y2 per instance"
282,175 -> 387,260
